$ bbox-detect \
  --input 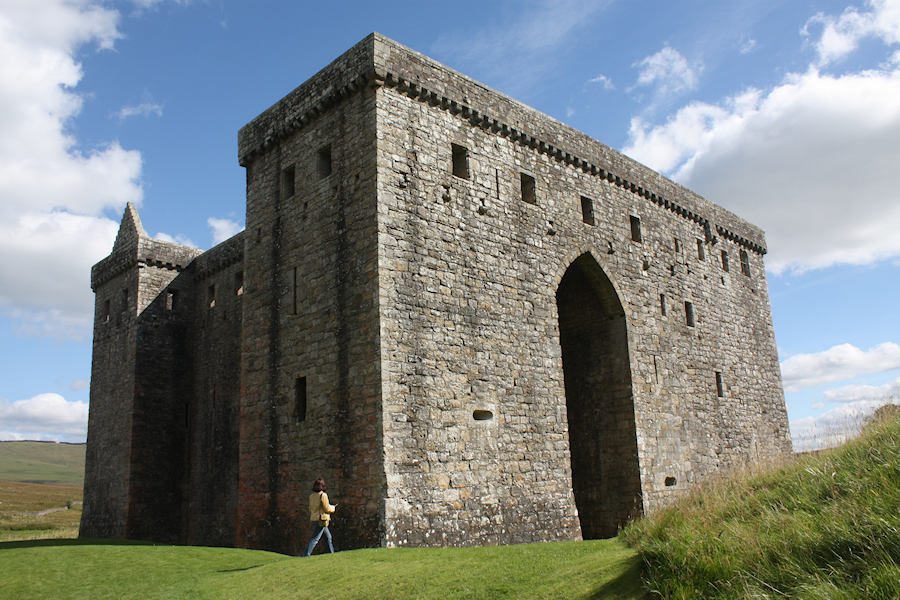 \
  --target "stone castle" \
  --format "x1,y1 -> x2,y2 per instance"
80,33 -> 792,554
